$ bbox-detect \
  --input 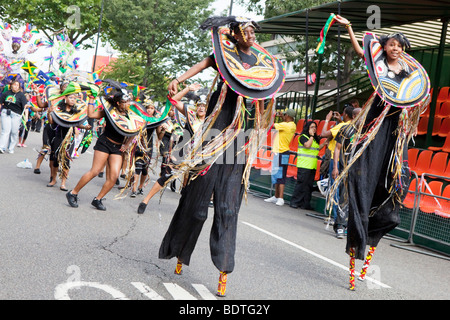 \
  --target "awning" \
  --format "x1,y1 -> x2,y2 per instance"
258,0 -> 450,49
